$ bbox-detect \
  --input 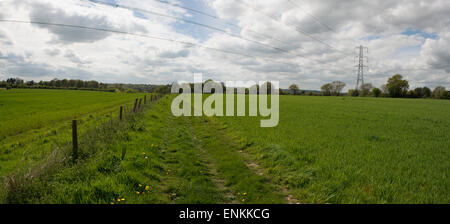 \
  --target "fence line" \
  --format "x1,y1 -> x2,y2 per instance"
71,93 -> 164,162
